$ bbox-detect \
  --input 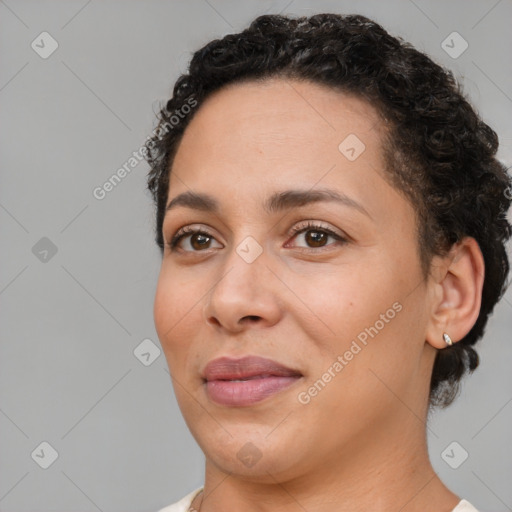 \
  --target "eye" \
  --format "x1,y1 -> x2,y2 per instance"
286,221 -> 347,250
167,225 -> 222,252
166,221 -> 347,254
